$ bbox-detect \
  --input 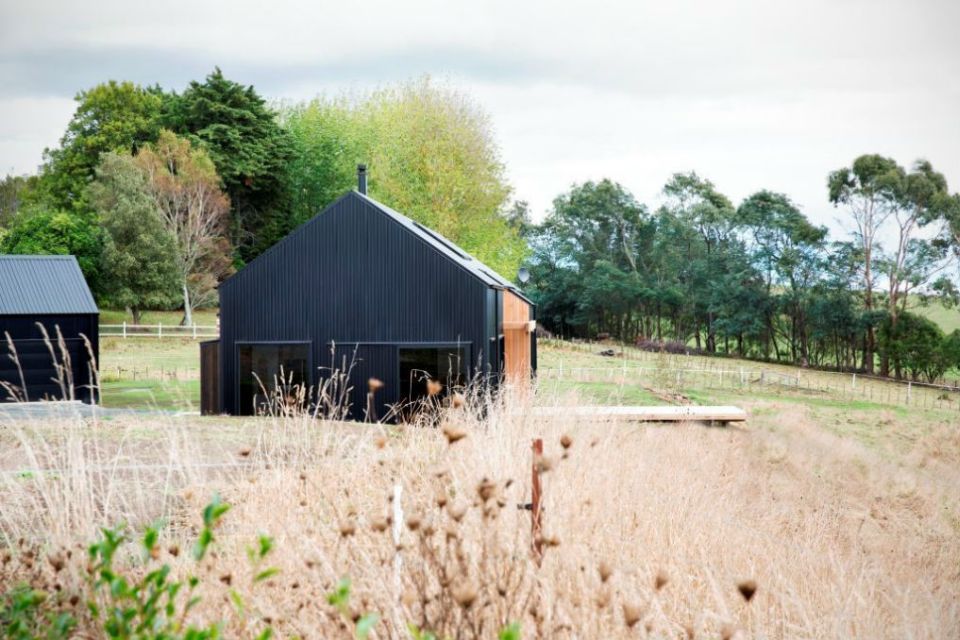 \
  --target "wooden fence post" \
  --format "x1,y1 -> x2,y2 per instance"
531,438 -> 544,565
122,321 -> 127,339
158,322 -> 163,339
